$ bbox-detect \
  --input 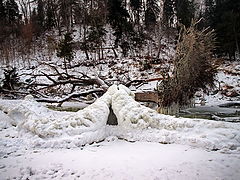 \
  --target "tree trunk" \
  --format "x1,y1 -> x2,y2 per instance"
235,35 -> 239,60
